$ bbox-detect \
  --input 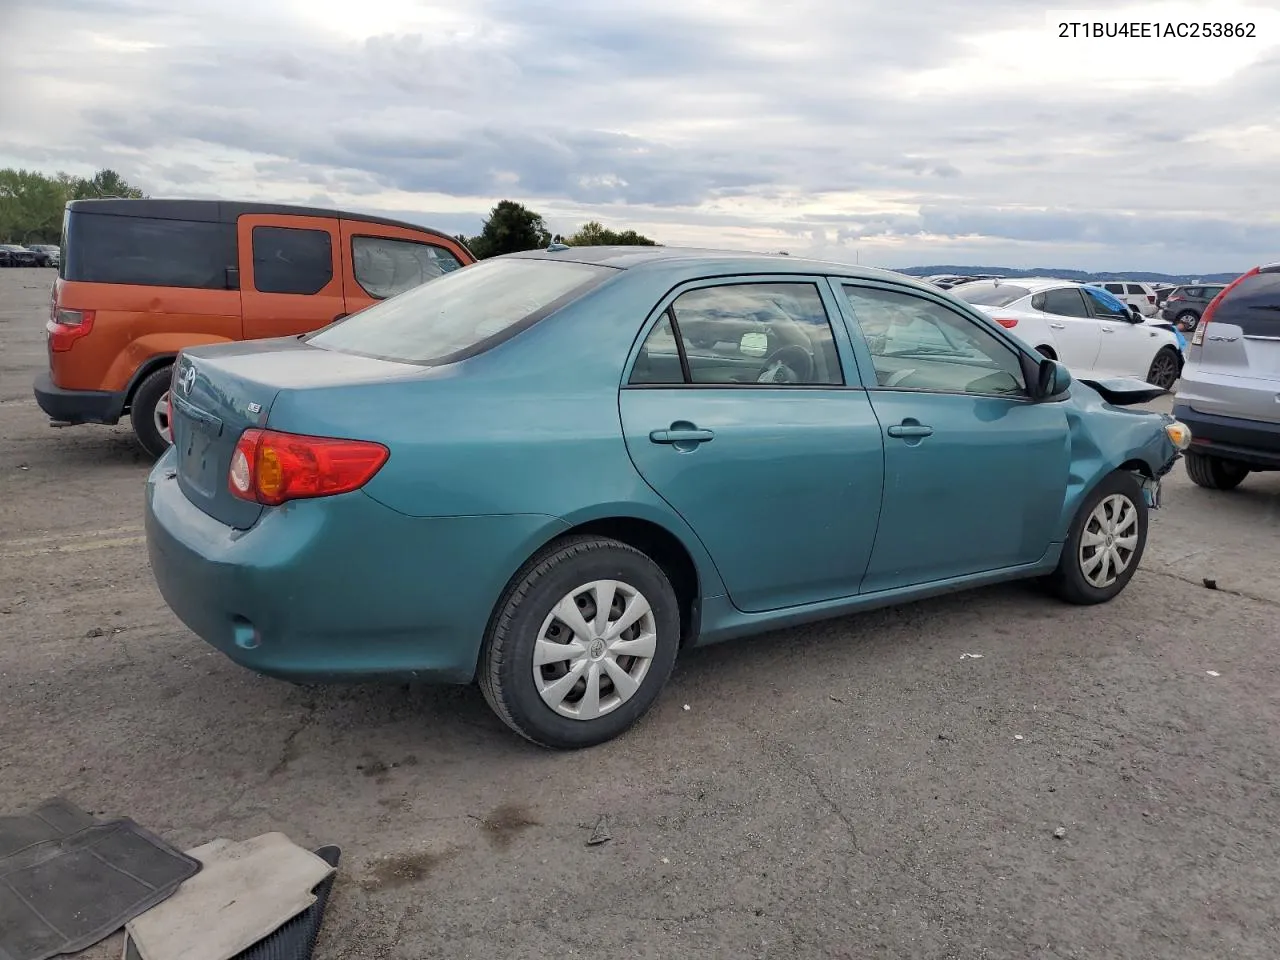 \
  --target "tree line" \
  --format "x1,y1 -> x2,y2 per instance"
1,168 -> 659,254
0,168 -> 145,243
457,199 -> 658,258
